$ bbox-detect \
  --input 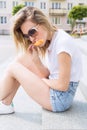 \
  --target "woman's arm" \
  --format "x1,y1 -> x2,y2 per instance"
42,52 -> 71,91
16,46 -> 50,78
28,45 -> 50,78
31,55 -> 50,78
